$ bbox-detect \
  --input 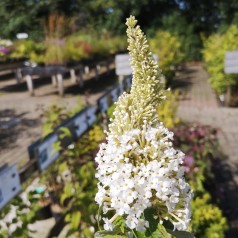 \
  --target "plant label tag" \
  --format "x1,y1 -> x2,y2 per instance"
225,51 -> 238,74
74,112 -> 88,137
37,134 -> 60,171
98,94 -> 109,113
115,54 -> 132,76
0,164 -> 21,209
86,106 -> 97,126
110,87 -> 119,103
123,76 -> 132,90
115,54 -> 158,76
